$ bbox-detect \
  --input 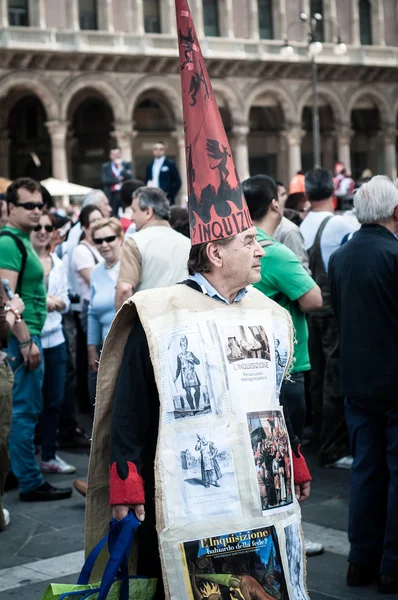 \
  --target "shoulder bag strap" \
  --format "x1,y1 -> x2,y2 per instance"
0,231 -> 28,294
